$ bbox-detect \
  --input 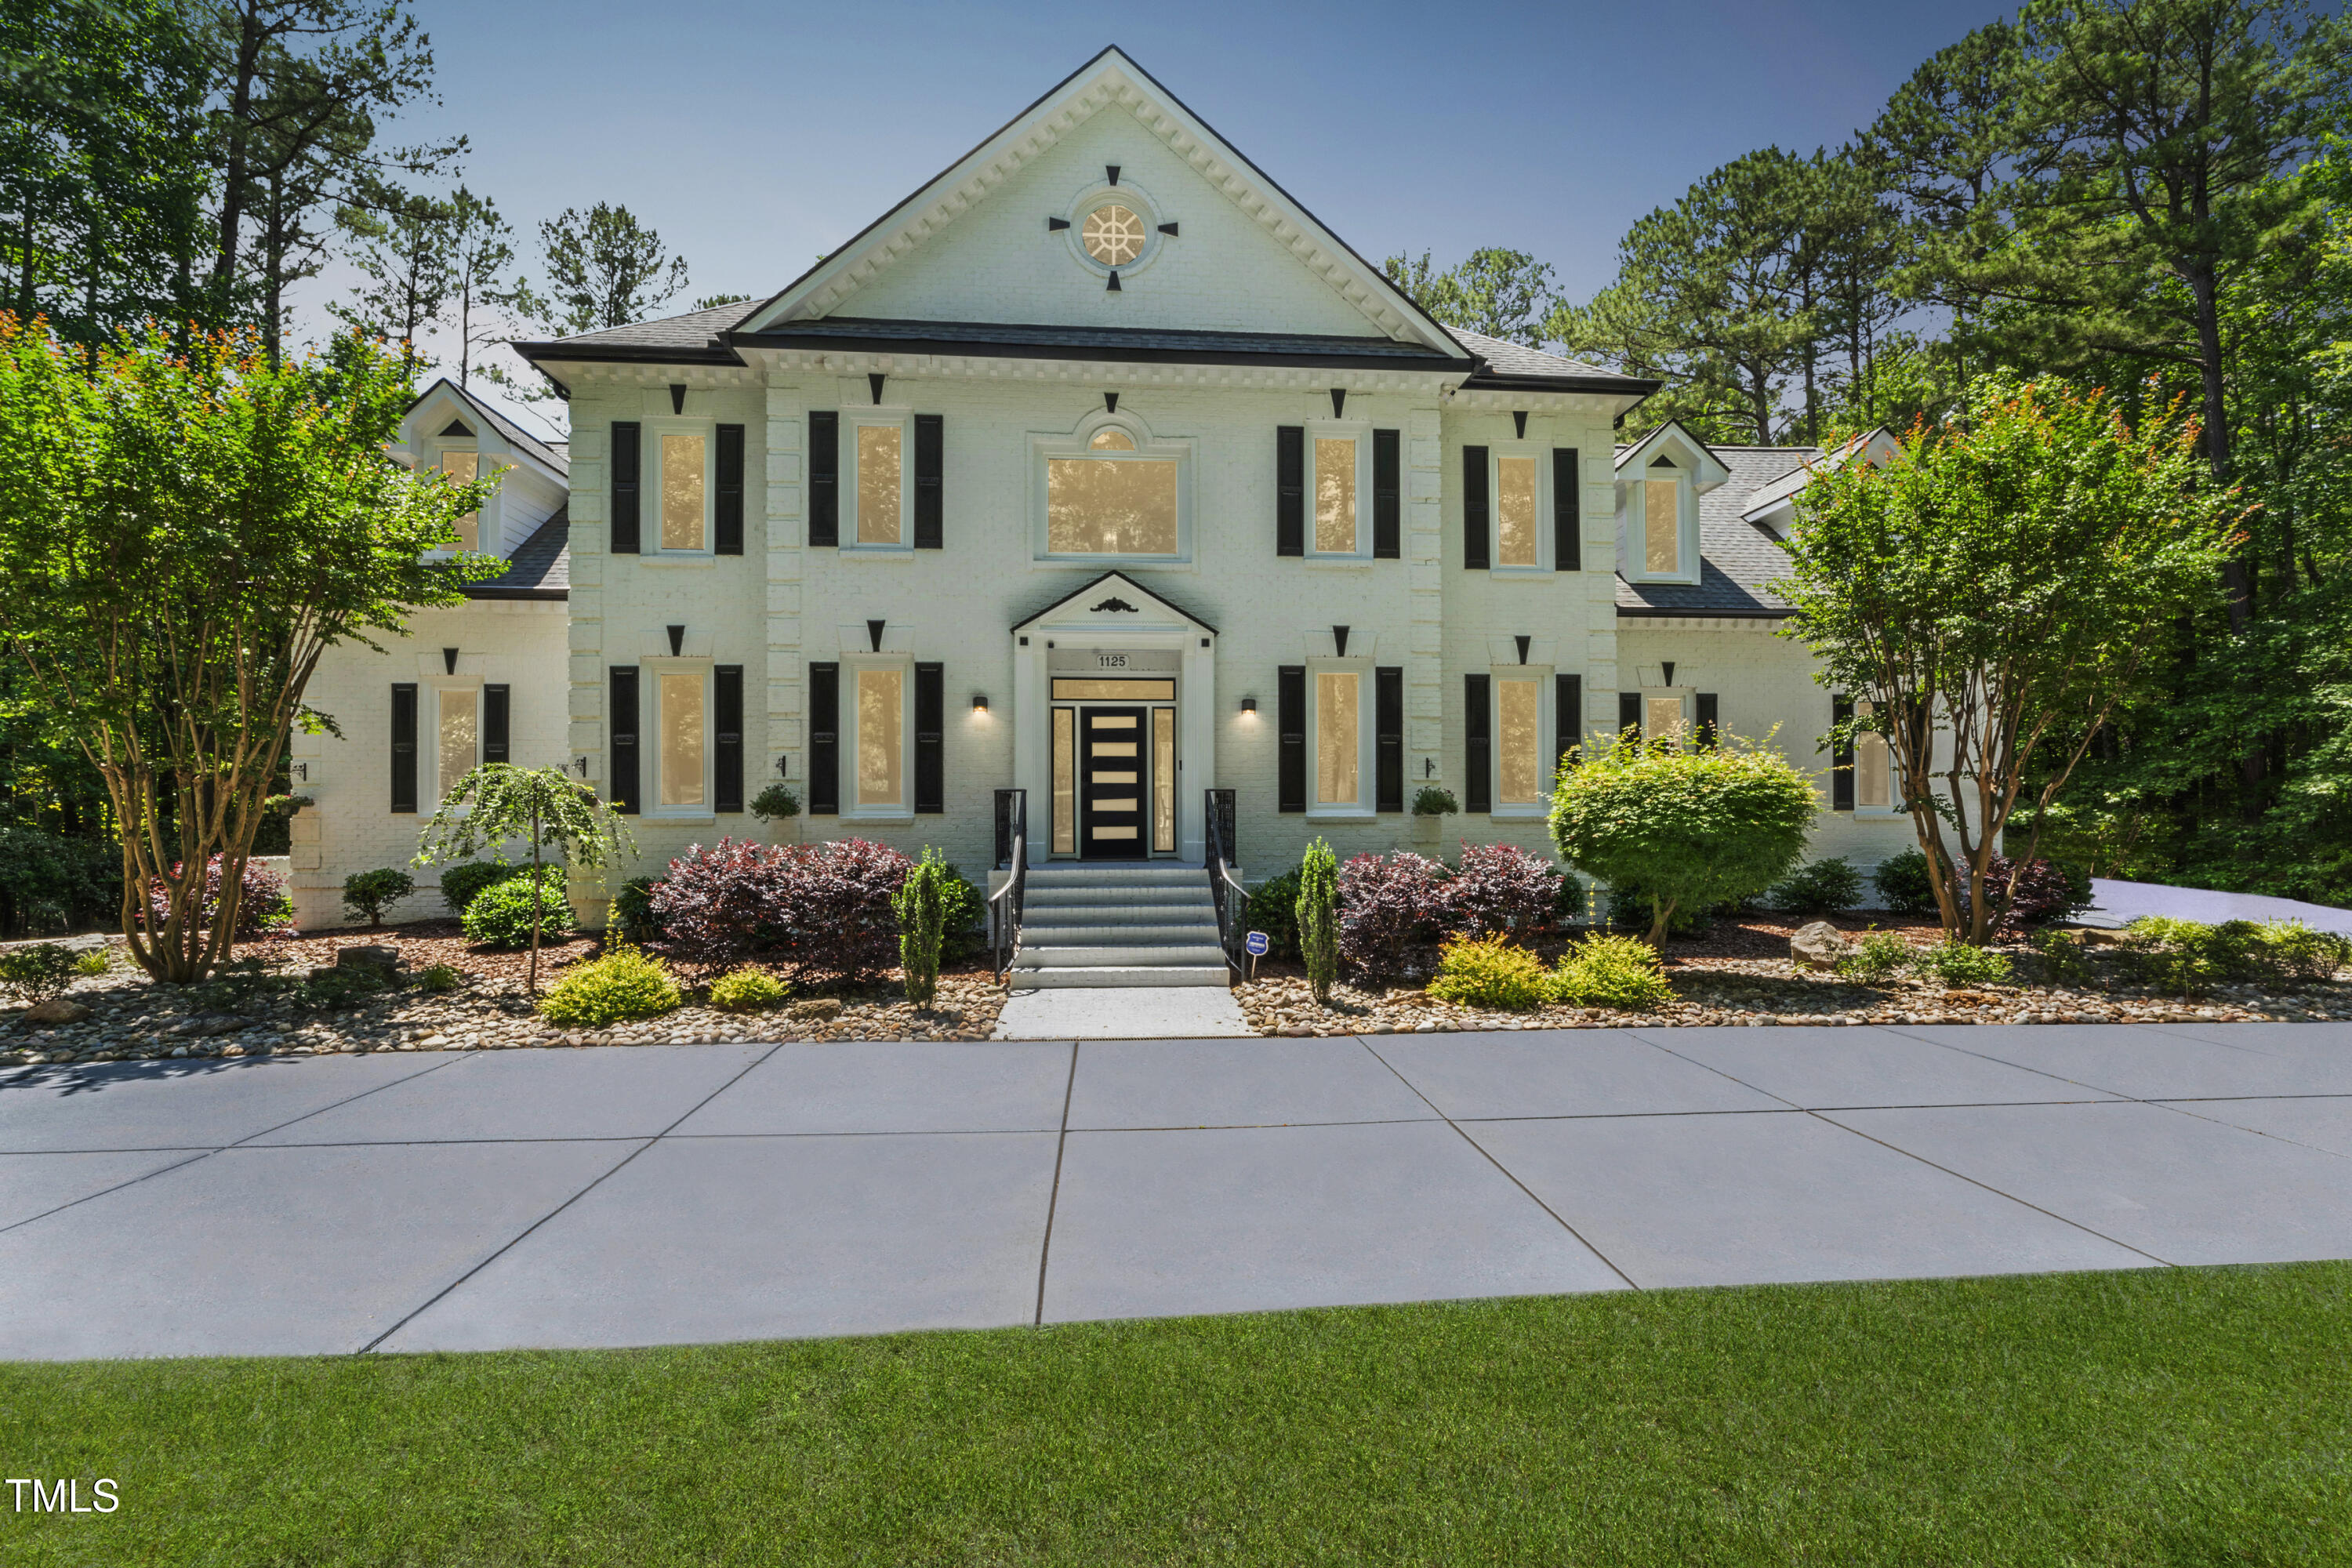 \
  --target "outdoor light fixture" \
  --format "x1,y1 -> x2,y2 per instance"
971,693 -> 989,713
1240,696 -> 1258,715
